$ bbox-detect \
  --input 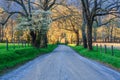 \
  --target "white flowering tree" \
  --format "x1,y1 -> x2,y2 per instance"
29,0 -> 56,48
15,10 -> 52,48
